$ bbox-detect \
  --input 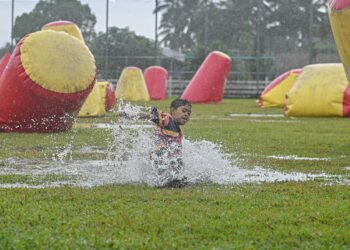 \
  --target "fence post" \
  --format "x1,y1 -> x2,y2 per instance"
168,76 -> 172,97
